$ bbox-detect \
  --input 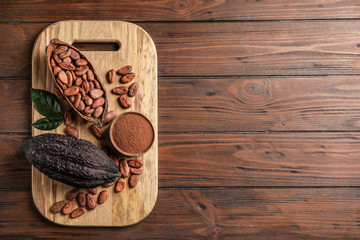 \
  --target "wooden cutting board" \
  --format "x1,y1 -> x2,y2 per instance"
31,21 -> 158,226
